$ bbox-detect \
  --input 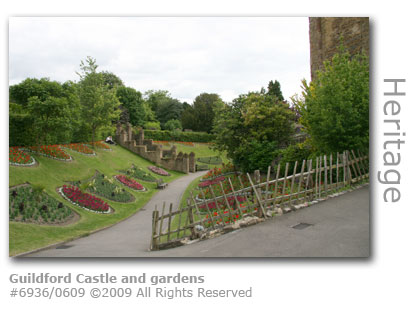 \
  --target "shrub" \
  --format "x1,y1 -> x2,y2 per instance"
143,121 -> 161,130
163,119 -> 182,131
272,142 -> 314,175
